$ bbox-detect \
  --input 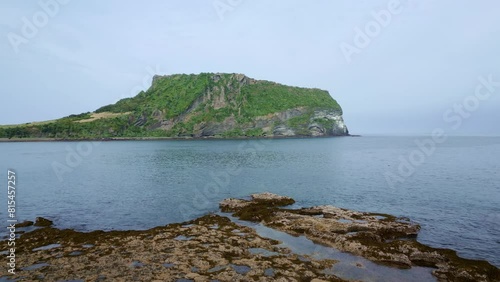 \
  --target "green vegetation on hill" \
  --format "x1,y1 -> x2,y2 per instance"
0,73 -> 346,139
95,73 -> 213,118
239,82 -> 340,119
